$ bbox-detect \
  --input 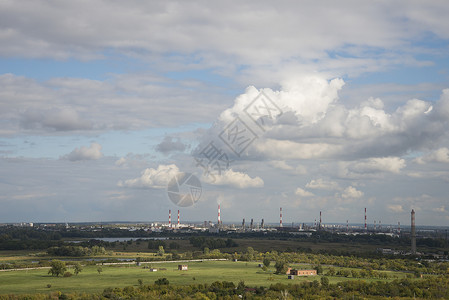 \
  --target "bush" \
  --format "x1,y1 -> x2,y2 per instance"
155,278 -> 169,285
63,271 -> 72,277
46,284 -> 52,288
